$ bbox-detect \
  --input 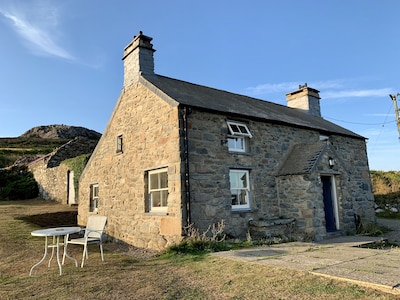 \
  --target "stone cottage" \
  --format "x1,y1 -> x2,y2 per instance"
78,32 -> 375,250
29,137 -> 98,205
